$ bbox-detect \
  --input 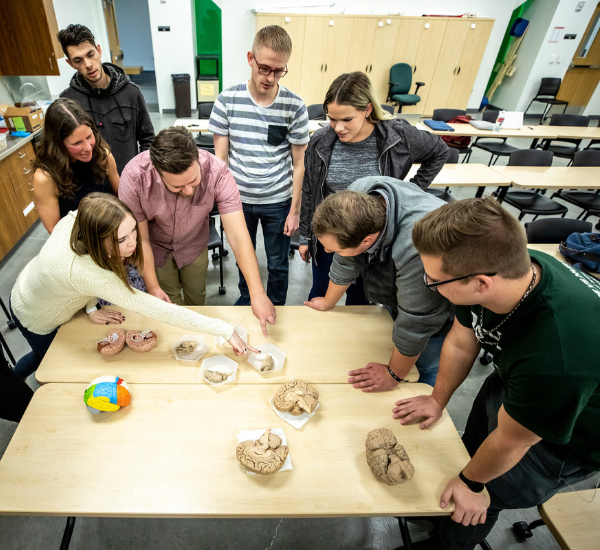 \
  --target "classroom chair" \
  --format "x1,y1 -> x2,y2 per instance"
307,104 -> 326,120
425,147 -> 458,203
195,102 -> 215,150
387,63 -> 424,112
472,110 -> 519,166
523,78 -> 569,124
432,109 -> 472,163
524,217 -> 592,244
538,113 -> 590,165
584,118 -> 600,150
208,202 -> 226,296
381,104 -> 395,115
